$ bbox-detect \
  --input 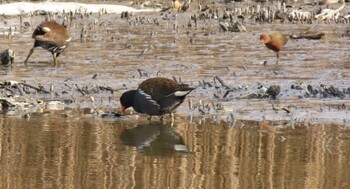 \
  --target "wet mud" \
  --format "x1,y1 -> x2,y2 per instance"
0,1 -> 350,188
0,1 -> 349,125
